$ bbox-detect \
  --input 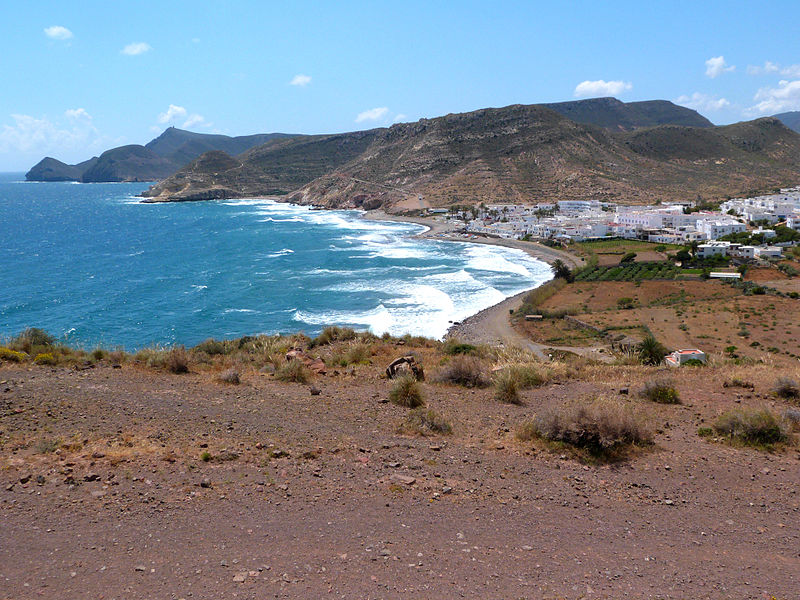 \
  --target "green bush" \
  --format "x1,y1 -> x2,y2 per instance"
713,408 -> 789,448
637,334 -> 668,366
194,338 -> 228,355
275,359 -> 312,383
442,339 -> 477,355
398,408 -> 451,435
640,379 -> 680,404
389,375 -> 424,408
